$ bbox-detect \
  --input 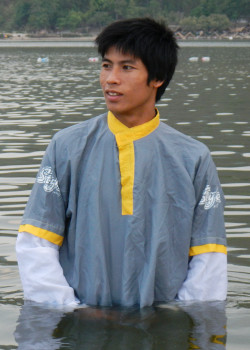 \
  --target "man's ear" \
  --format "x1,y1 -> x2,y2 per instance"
152,80 -> 164,88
